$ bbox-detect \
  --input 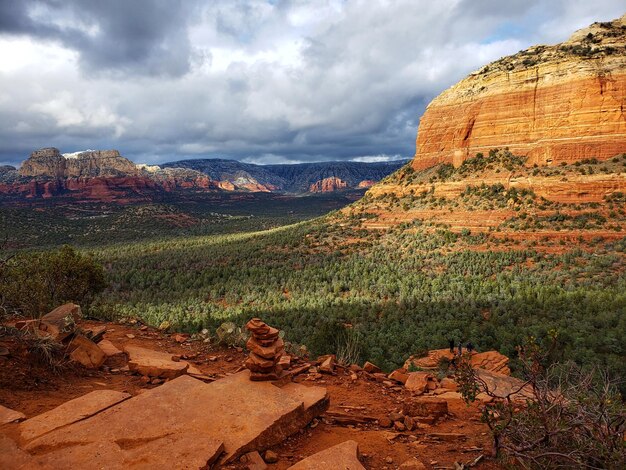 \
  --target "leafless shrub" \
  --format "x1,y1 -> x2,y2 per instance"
336,328 -> 362,366
24,333 -> 68,373
456,334 -> 626,469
